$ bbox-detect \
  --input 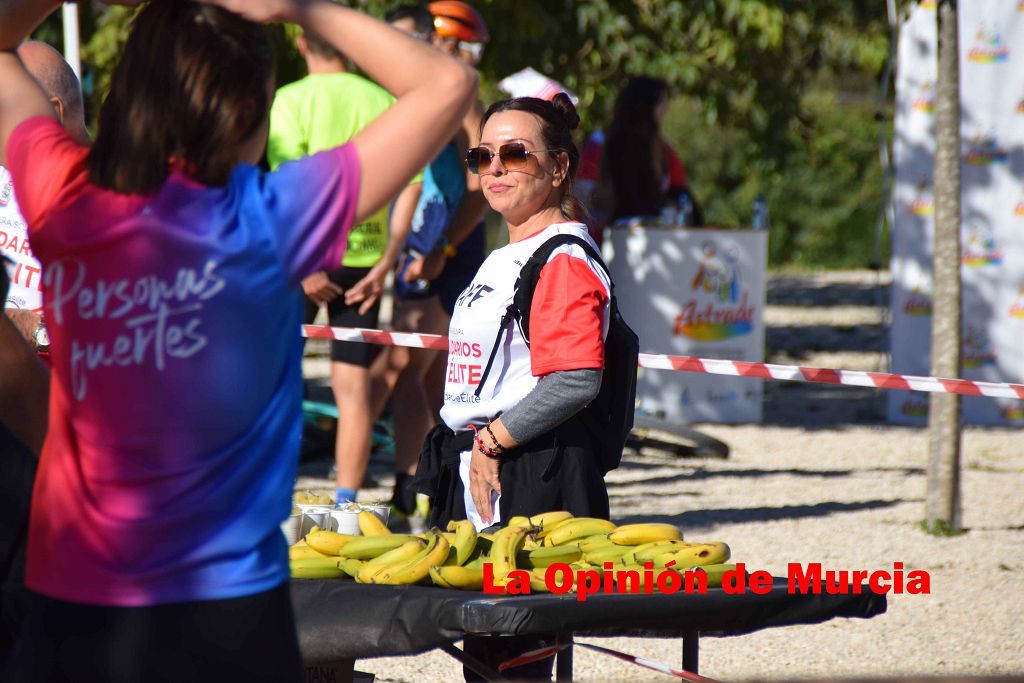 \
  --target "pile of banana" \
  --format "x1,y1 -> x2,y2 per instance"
289,510 -> 738,594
